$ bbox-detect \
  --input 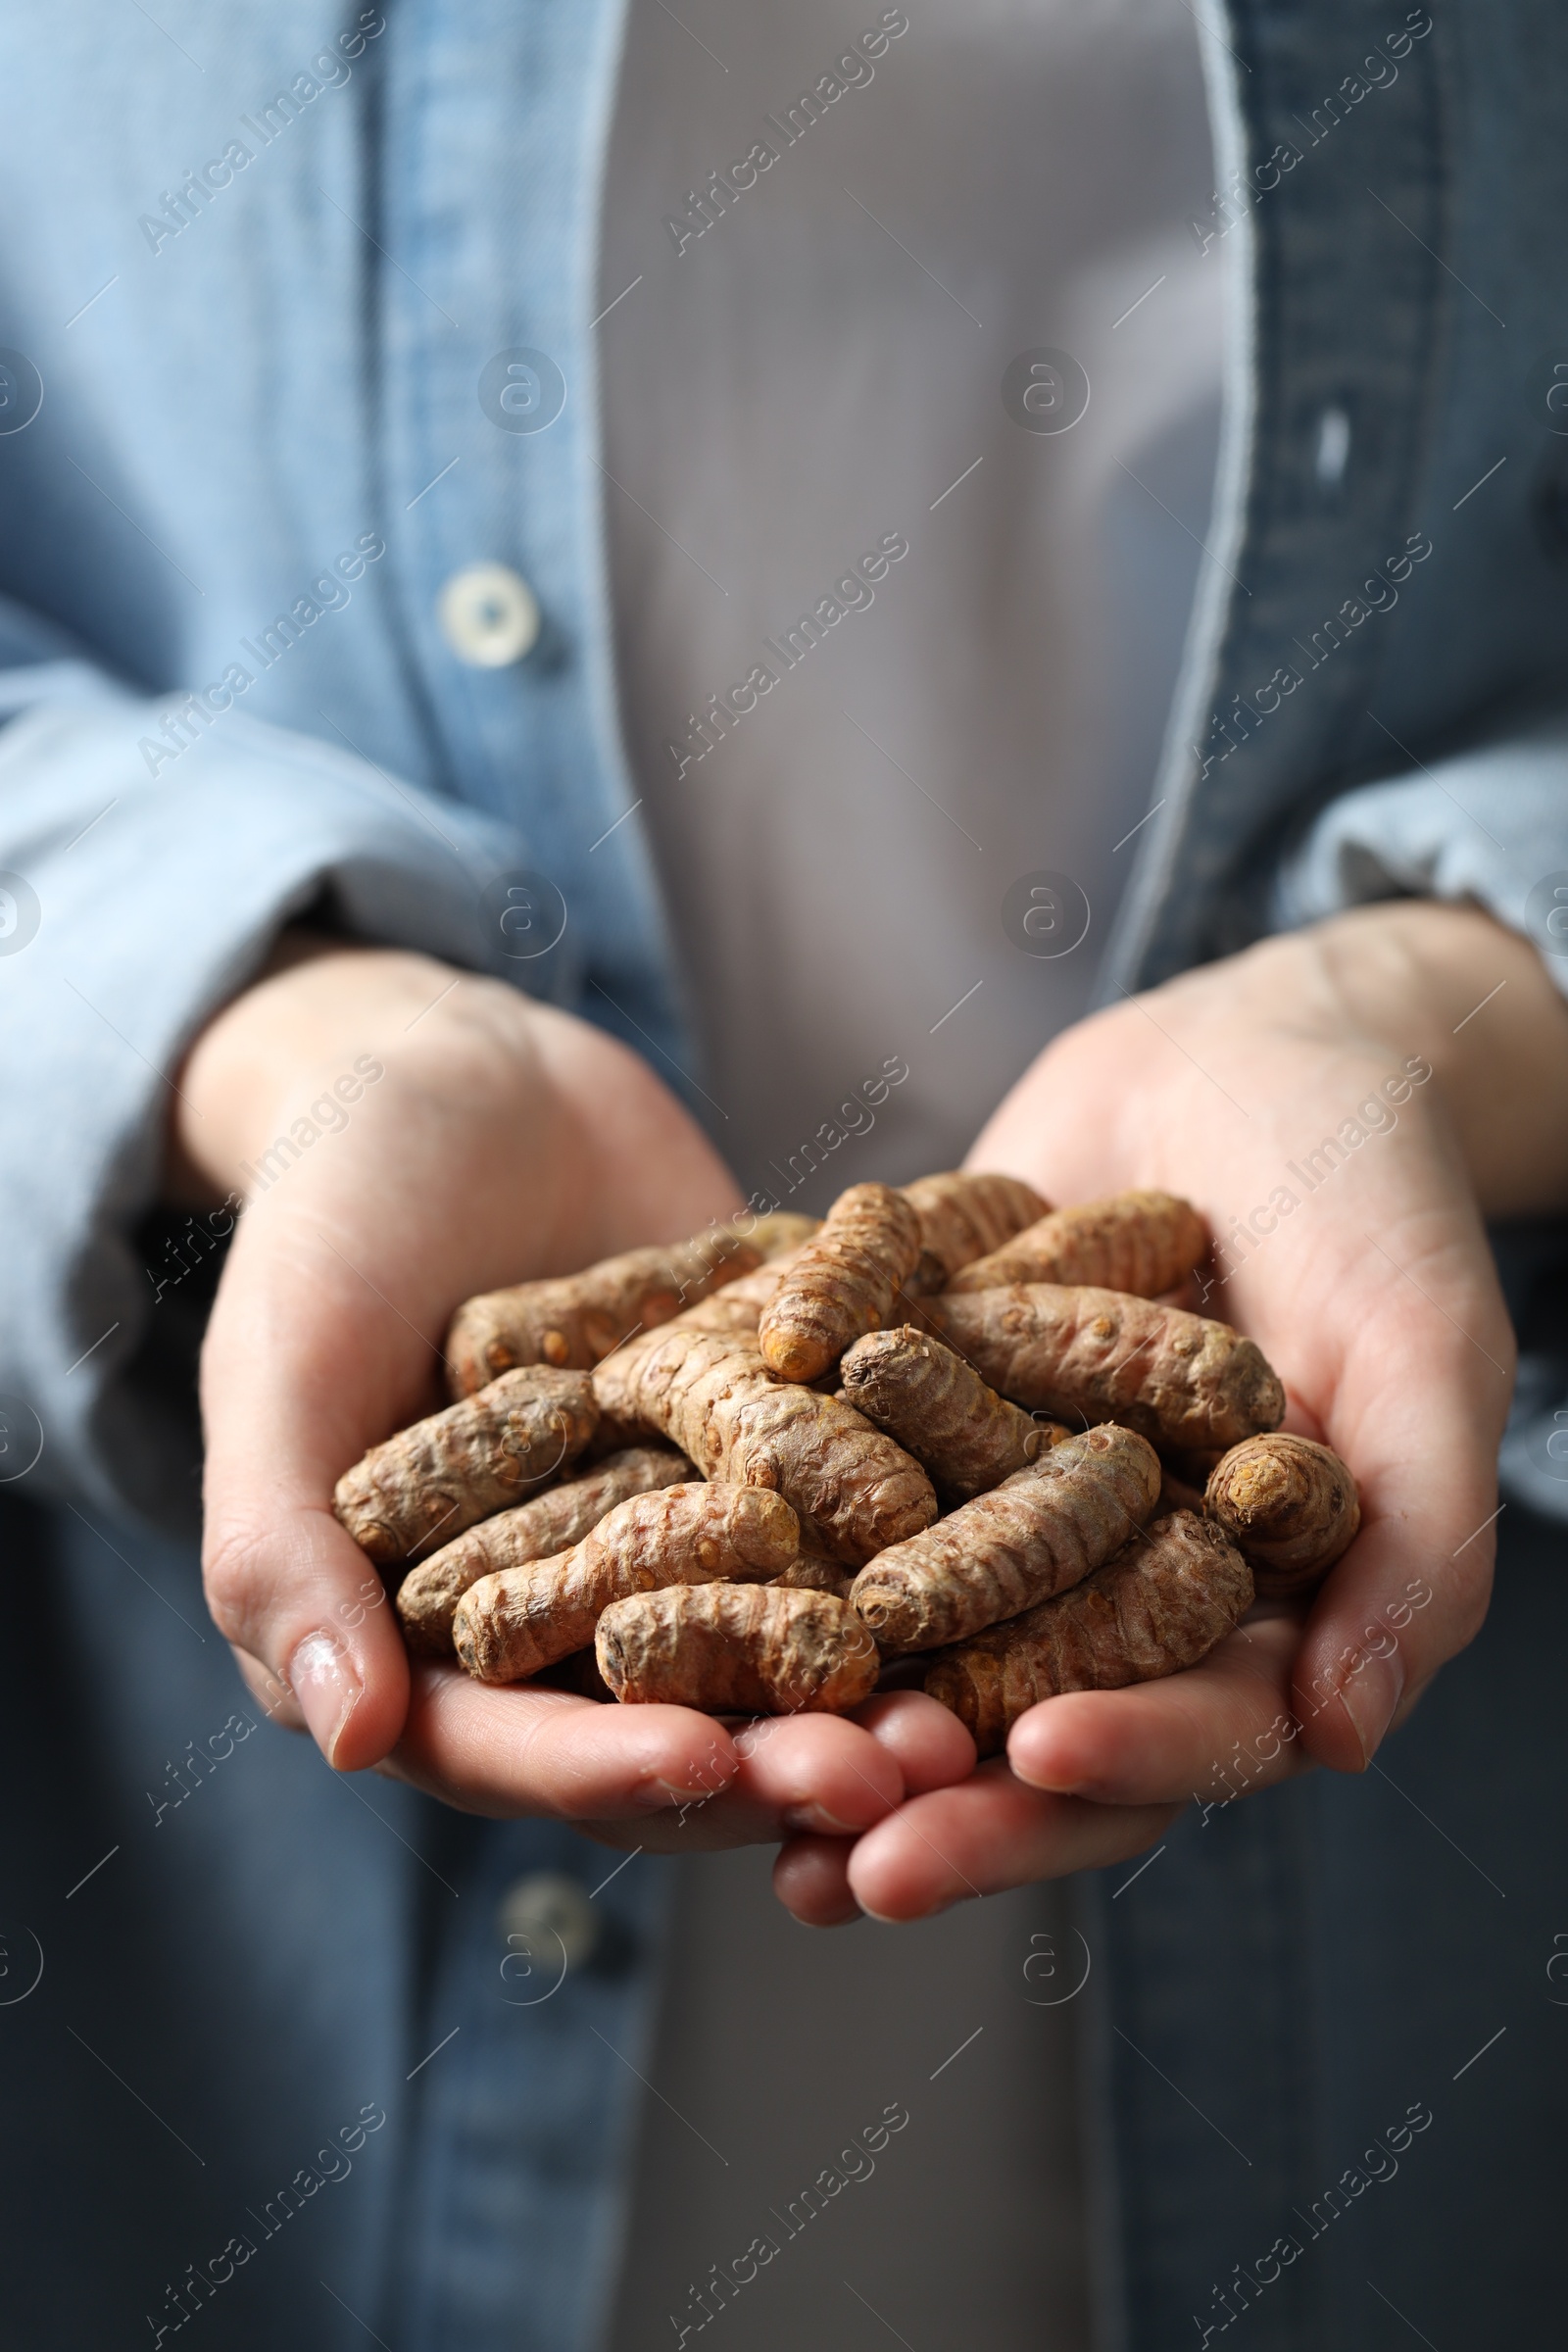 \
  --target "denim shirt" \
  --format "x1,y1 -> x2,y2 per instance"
1111,0 -> 1568,993
0,0 -> 1565,1523
2,3 -> 1567,2344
